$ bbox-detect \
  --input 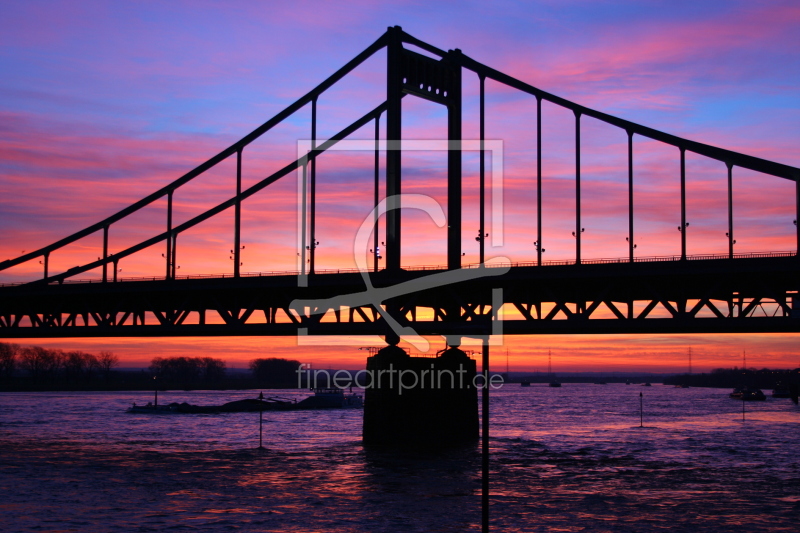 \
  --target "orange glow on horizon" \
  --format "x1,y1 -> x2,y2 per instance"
5,332 -> 799,374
